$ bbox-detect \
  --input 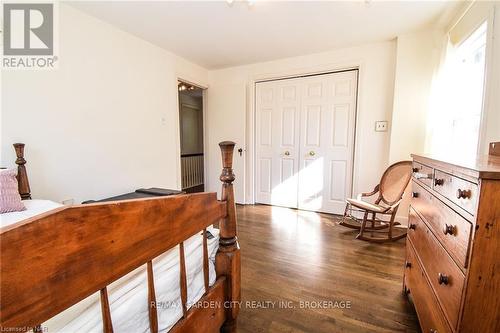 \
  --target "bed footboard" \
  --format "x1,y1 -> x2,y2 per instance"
0,142 -> 240,333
